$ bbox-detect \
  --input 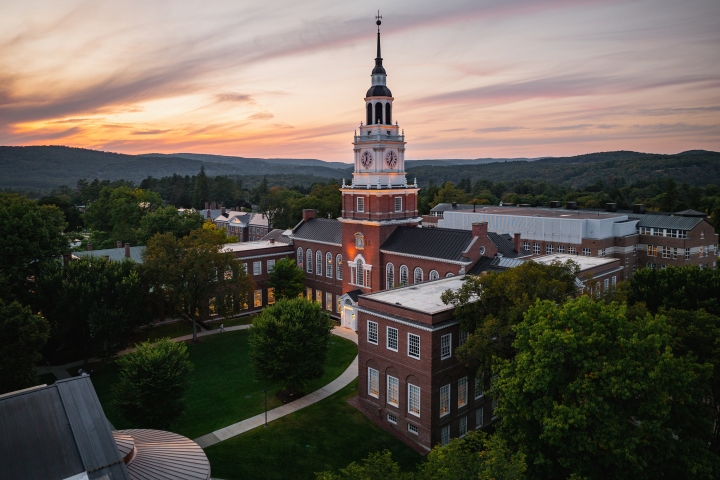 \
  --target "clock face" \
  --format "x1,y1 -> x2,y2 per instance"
385,150 -> 398,169
360,151 -> 373,169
